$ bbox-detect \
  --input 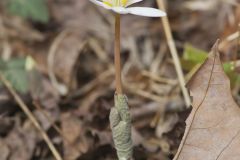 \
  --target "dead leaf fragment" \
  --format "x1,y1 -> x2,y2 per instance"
61,113 -> 85,160
0,140 -> 10,160
174,41 -> 240,160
